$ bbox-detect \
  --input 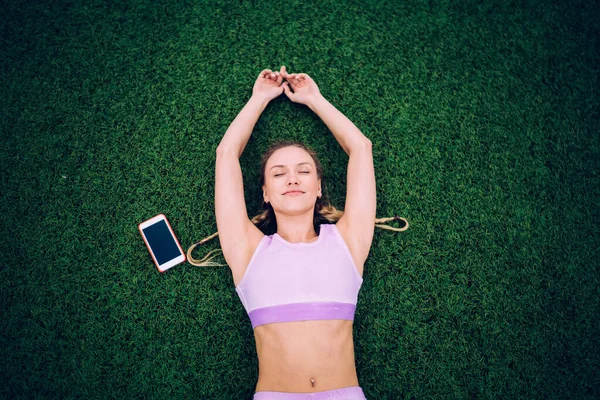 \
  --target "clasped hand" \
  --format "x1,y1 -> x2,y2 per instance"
252,65 -> 322,107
